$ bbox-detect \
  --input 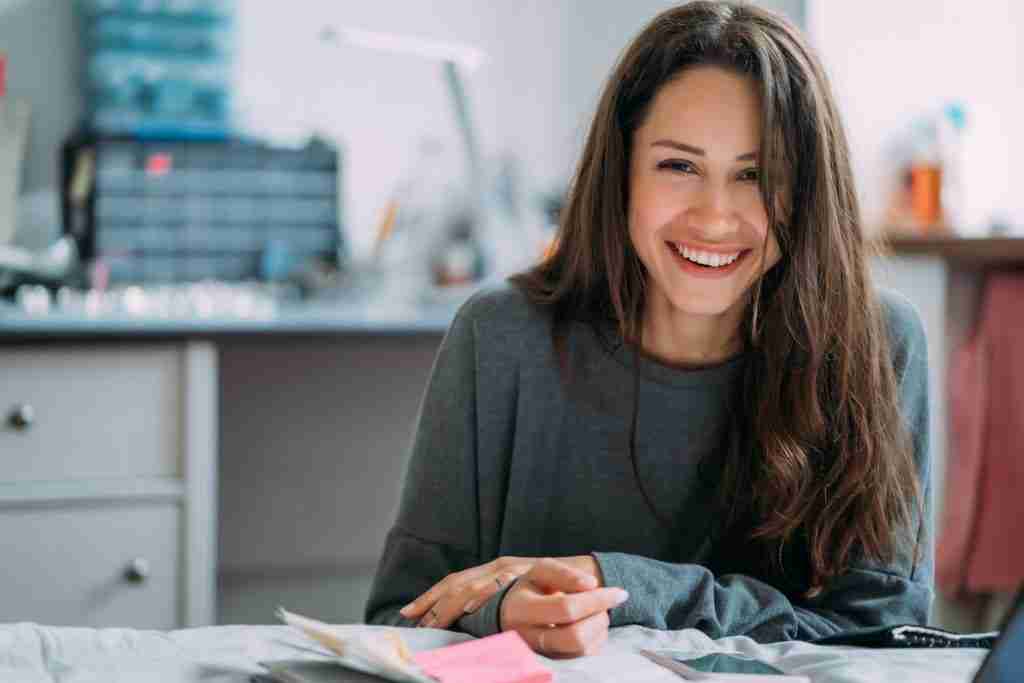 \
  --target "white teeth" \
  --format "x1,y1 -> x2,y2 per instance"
676,244 -> 740,268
